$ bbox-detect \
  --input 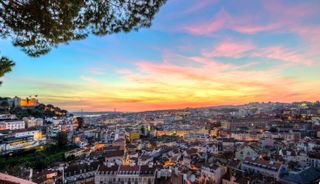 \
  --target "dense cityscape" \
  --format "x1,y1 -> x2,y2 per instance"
0,96 -> 319,183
